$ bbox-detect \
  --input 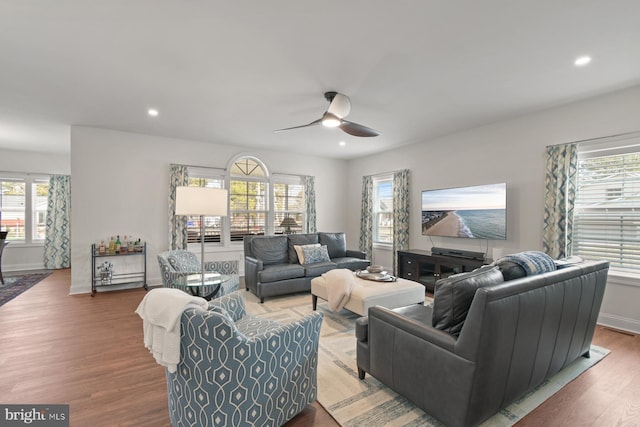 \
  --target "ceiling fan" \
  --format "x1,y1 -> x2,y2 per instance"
275,91 -> 380,137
